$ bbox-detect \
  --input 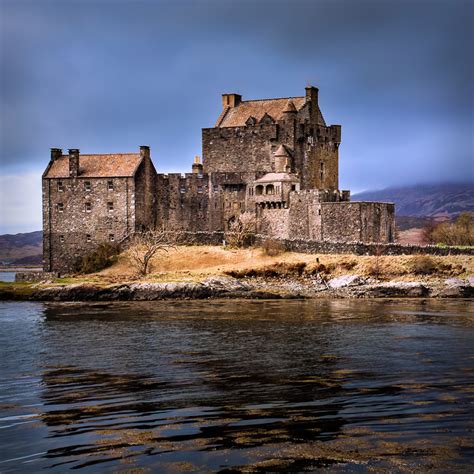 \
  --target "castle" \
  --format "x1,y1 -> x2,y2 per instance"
42,86 -> 395,273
